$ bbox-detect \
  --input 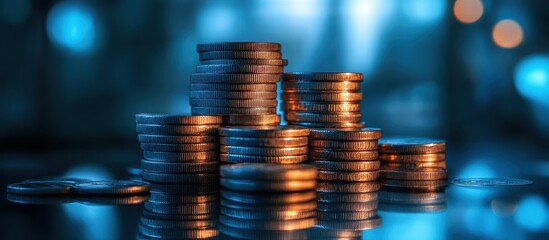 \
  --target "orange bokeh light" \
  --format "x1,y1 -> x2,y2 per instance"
492,19 -> 523,48
454,0 -> 483,24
